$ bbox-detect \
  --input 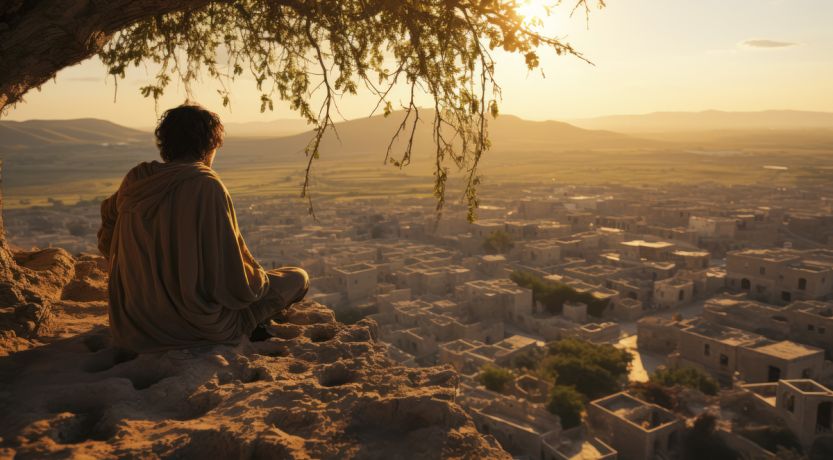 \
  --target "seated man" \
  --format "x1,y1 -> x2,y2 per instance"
97,103 -> 308,352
